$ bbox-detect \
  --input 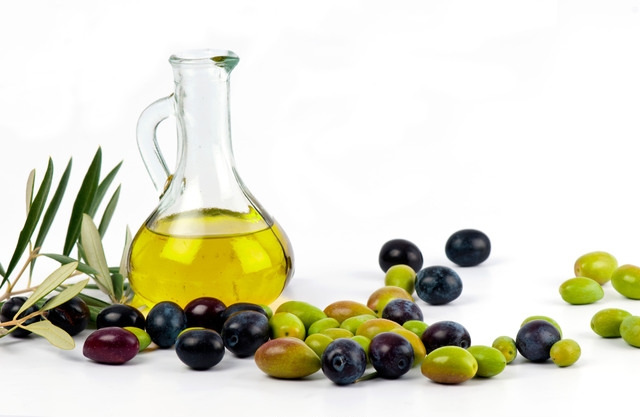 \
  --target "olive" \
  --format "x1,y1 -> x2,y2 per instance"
221,310 -> 270,357
574,251 -> 618,285
218,302 -> 268,325
83,327 -> 140,365
255,337 -> 322,379
184,297 -> 227,332
44,296 -> 90,336
145,301 -> 187,348
415,266 -> 463,306
558,277 -> 604,305
421,320 -> 471,354
550,339 -> 581,367
384,264 -> 416,295
321,338 -> 367,385
305,333 -> 335,358
275,300 -> 327,331
515,319 -> 561,362
323,300 -> 376,324
380,298 -> 424,325
620,315 -> 640,347
175,328 -> 225,370
369,332 -> 414,379
378,239 -> 424,273
269,312 -> 306,340
96,304 -> 145,330
467,345 -> 506,377
0,296 -> 41,338
491,335 -> 517,364
421,345 -> 478,384
611,264 -> 640,299
445,229 -> 491,267
590,308 -> 631,338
